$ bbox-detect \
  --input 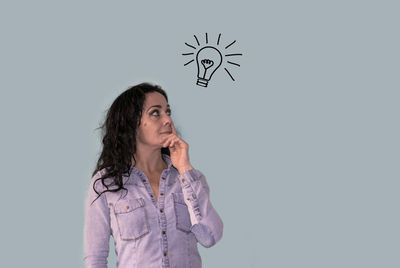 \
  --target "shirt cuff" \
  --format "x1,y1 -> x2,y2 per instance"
178,169 -> 202,225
